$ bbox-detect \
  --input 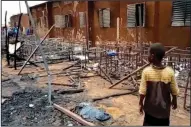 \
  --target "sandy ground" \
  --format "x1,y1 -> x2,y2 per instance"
83,76 -> 190,126
2,58 -> 190,126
